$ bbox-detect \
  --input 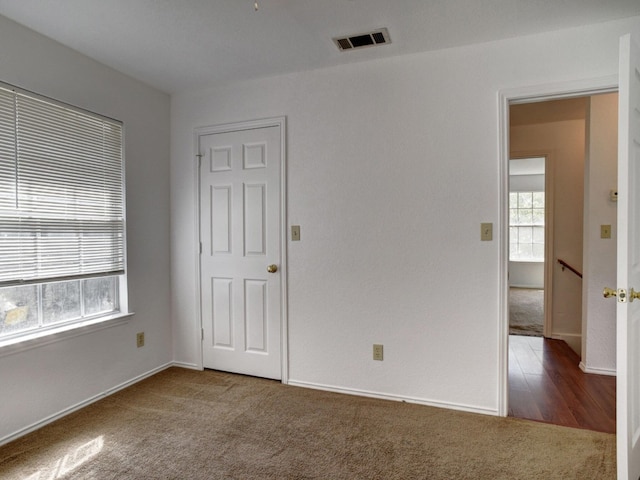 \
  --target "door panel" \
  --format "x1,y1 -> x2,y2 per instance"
212,277 -> 233,348
244,183 -> 266,255
211,186 -> 231,254
617,33 -> 640,480
245,279 -> 267,352
199,125 -> 282,380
